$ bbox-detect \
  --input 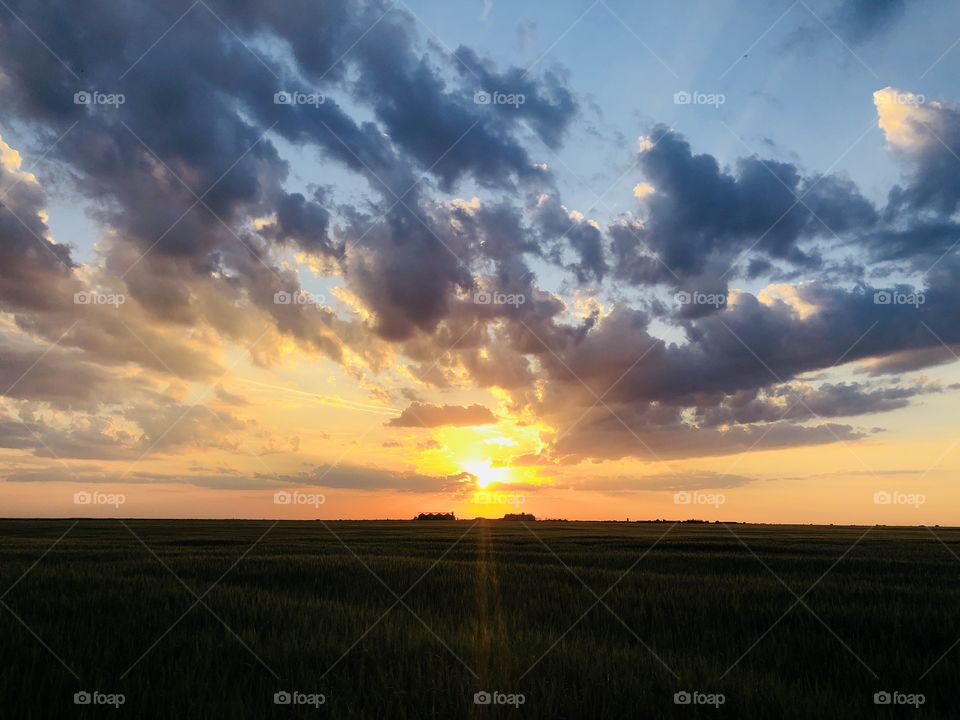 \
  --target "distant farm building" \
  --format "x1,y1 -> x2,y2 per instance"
414,512 -> 456,521
502,512 -> 535,521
